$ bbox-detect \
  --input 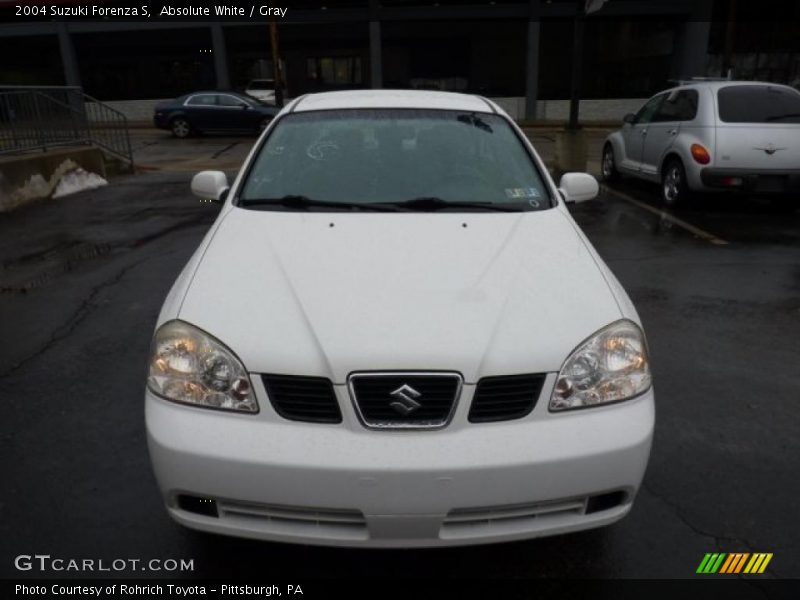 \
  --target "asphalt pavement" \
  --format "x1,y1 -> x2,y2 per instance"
1,139 -> 798,579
